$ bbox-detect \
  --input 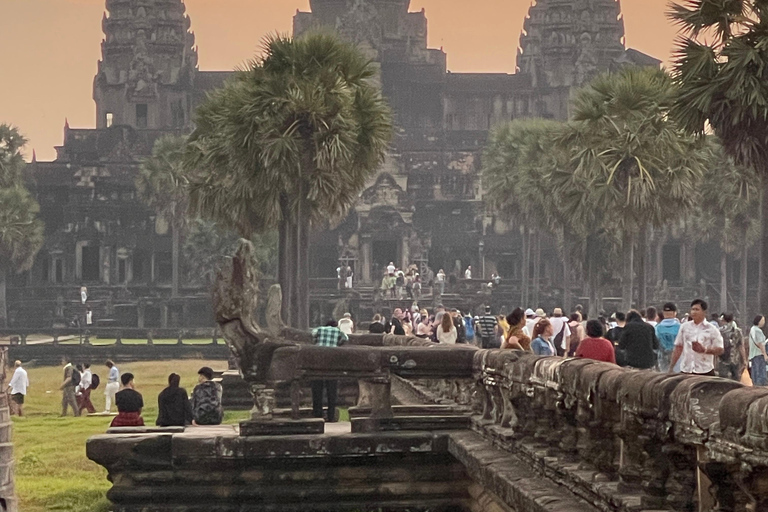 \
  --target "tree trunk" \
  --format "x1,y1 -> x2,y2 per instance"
288,219 -> 300,329
562,231 -> 571,313
760,183 -> 768,312
621,230 -> 634,312
0,271 -> 6,329
638,225 -> 648,308
278,218 -> 293,327
720,248 -> 728,314
741,243 -> 749,323
171,224 -> 180,298
533,231 -> 541,307
655,233 -> 664,287
296,195 -> 311,330
520,228 -> 529,307
587,235 -> 600,320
